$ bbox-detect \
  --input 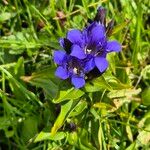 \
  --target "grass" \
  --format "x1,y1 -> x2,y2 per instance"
0,0 -> 150,149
